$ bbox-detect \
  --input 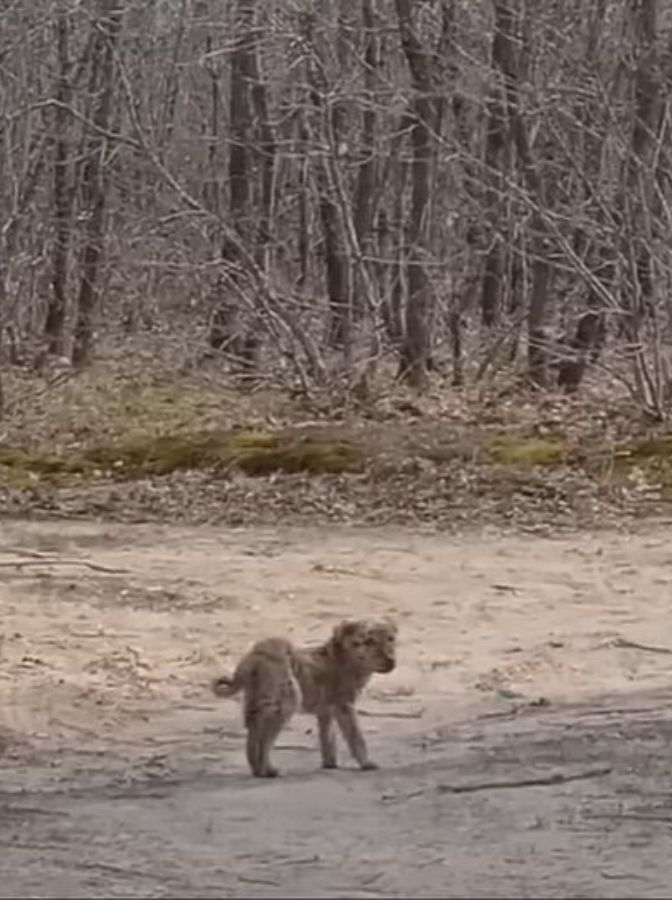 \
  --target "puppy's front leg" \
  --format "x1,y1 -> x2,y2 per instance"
334,703 -> 378,771
318,712 -> 338,768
